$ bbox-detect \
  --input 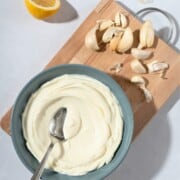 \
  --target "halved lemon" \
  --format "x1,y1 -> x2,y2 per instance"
25,0 -> 60,19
